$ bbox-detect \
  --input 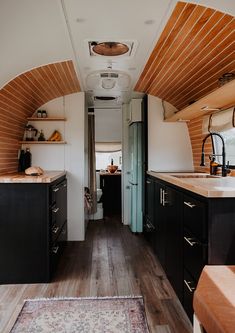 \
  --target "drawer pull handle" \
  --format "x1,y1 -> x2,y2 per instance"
52,225 -> 59,234
63,184 -> 67,188
146,181 -> 151,184
53,187 -> 60,193
184,201 -> 196,208
52,246 -> 59,254
52,207 -> 59,213
184,279 -> 196,293
184,236 -> 199,246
